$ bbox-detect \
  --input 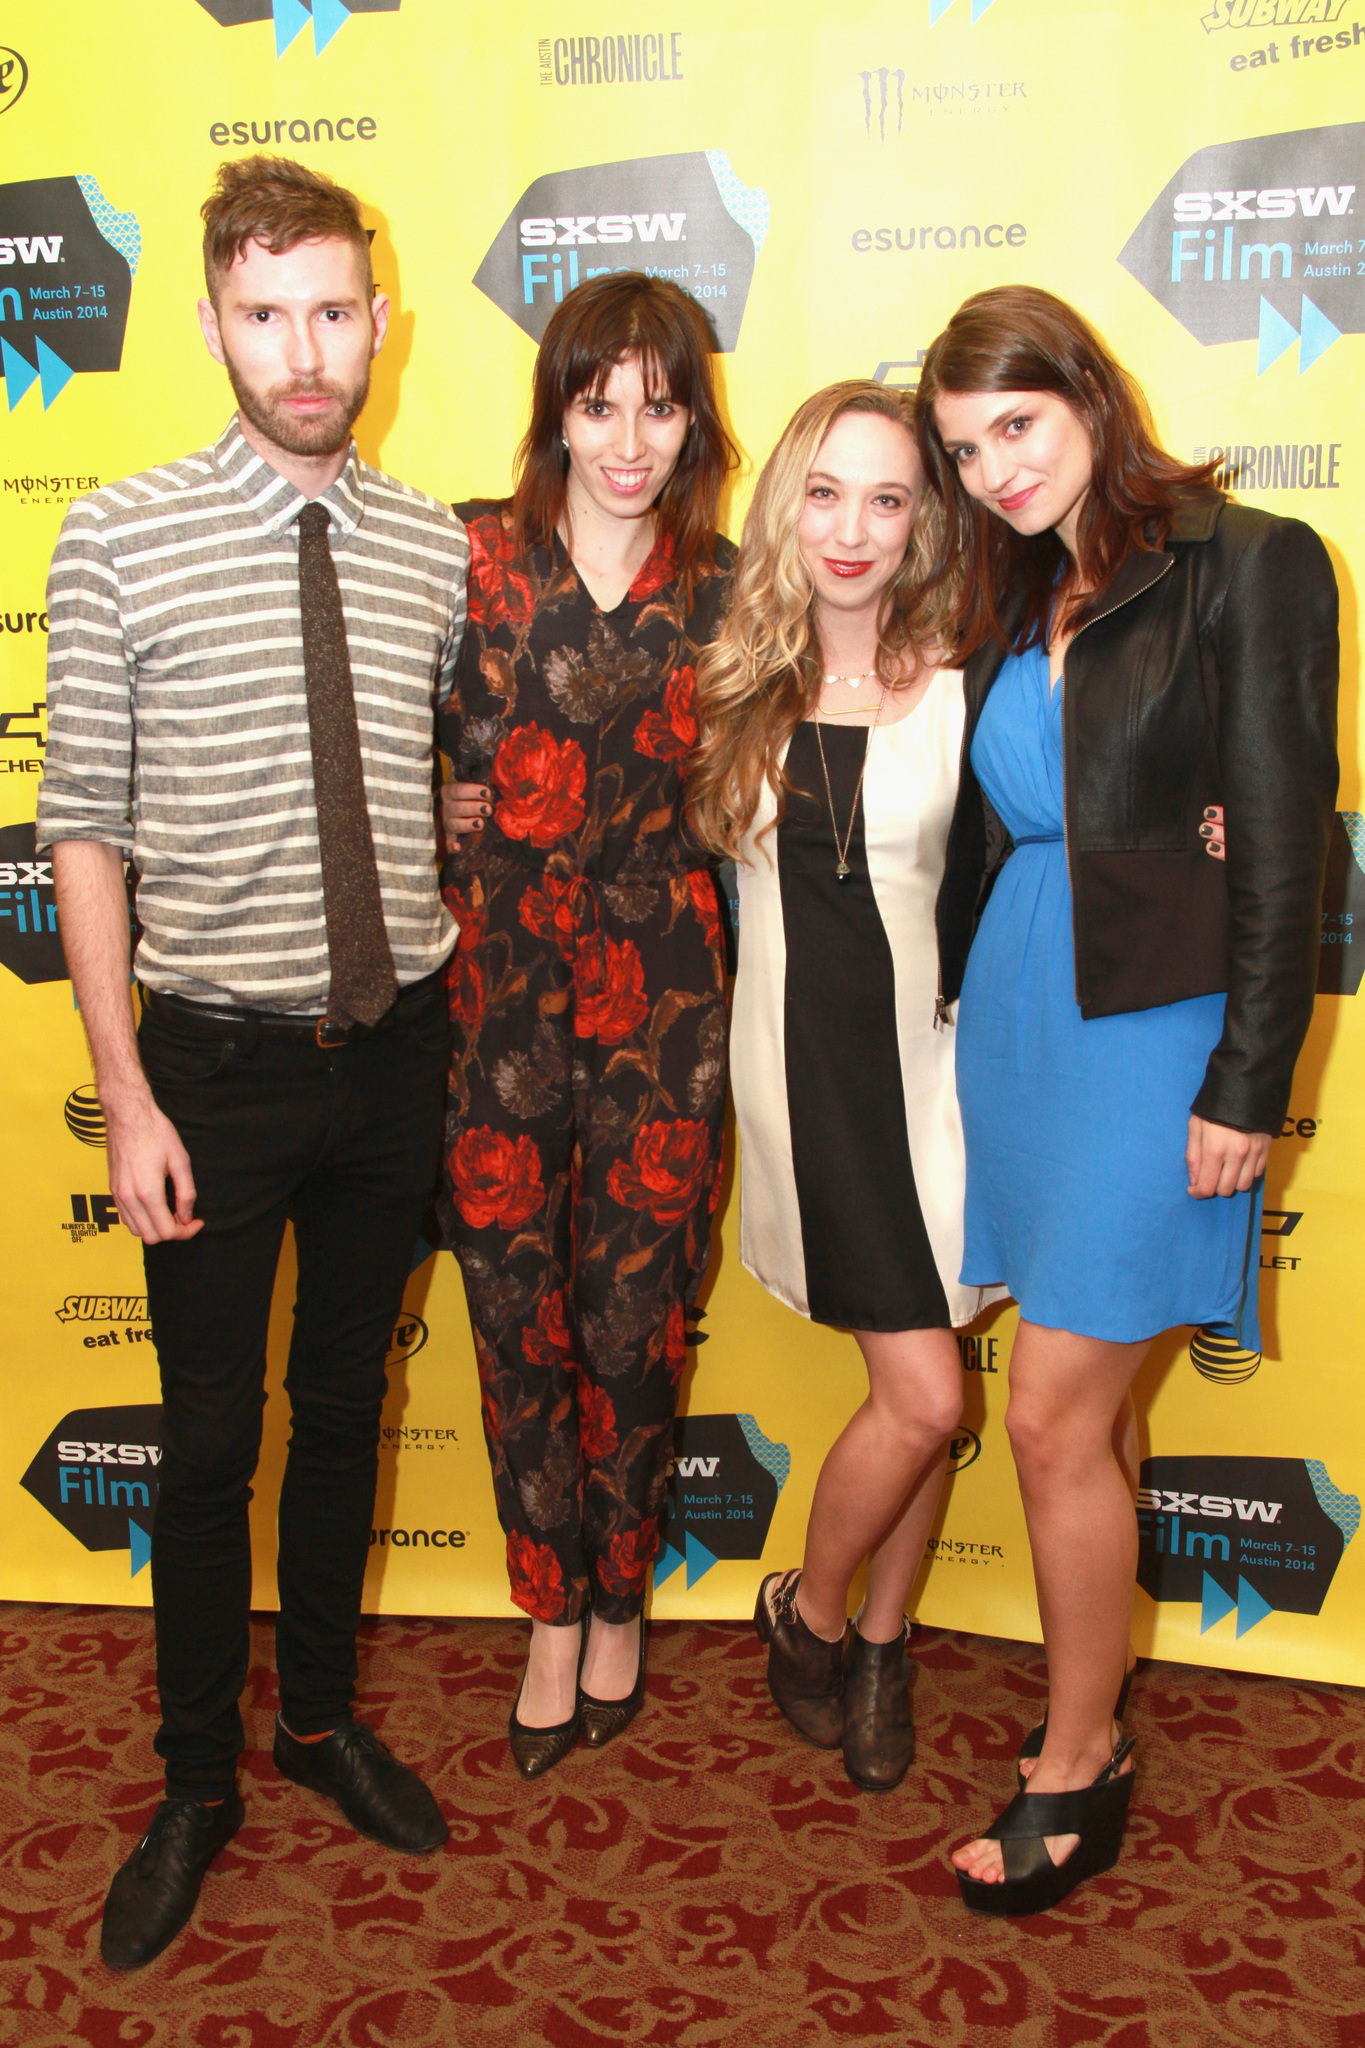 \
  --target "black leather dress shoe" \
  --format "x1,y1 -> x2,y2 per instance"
100,1791 -> 244,1971
273,1716 -> 447,1853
